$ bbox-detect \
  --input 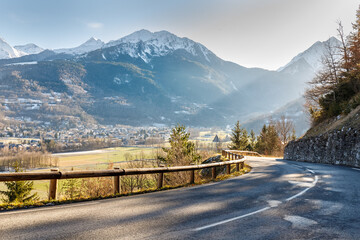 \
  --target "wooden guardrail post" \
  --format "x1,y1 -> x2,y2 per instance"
114,167 -> 121,194
212,166 -> 217,179
240,161 -> 244,169
48,168 -> 58,200
226,164 -> 231,175
157,165 -> 164,189
236,162 -> 240,172
189,164 -> 195,184
222,150 -> 226,157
